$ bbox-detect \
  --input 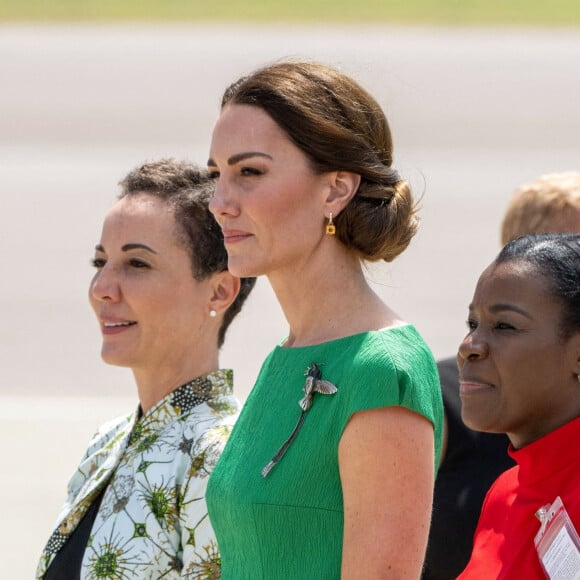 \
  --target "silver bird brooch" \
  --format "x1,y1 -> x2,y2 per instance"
262,363 -> 337,478
298,363 -> 338,411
